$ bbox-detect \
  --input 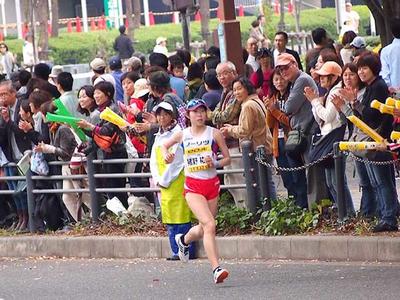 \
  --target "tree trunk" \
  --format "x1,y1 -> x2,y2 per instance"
33,0 -> 49,60
133,0 -> 141,29
364,0 -> 400,46
51,0 -> 59,37
125,0 -> 134,39
199,0 -> 210,47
